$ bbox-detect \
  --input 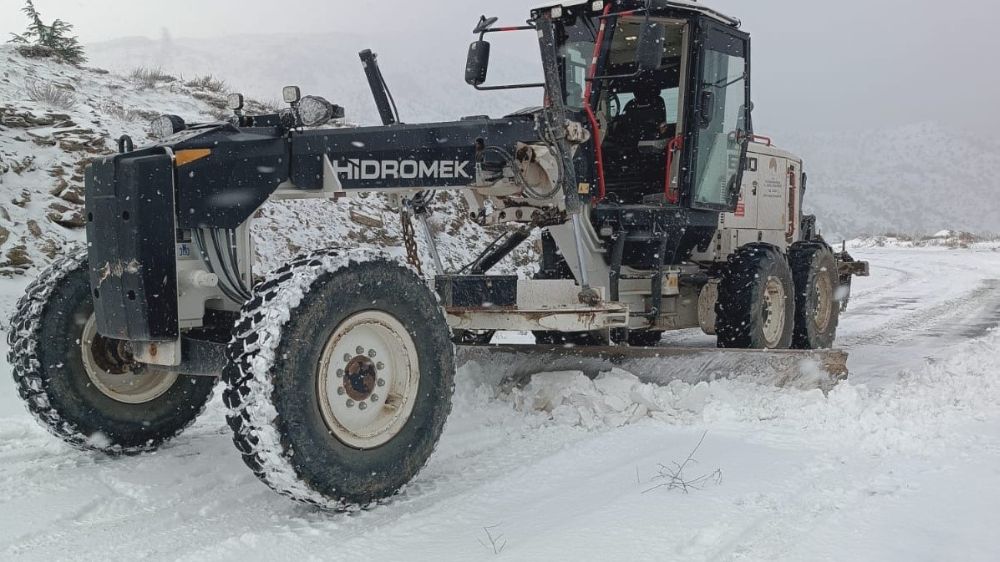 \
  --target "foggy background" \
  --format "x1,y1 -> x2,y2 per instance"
2,0 -> 998,135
